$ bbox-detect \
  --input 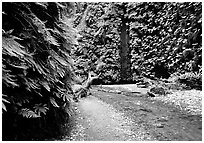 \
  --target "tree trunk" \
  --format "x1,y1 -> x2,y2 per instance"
119,4 -> 132,83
